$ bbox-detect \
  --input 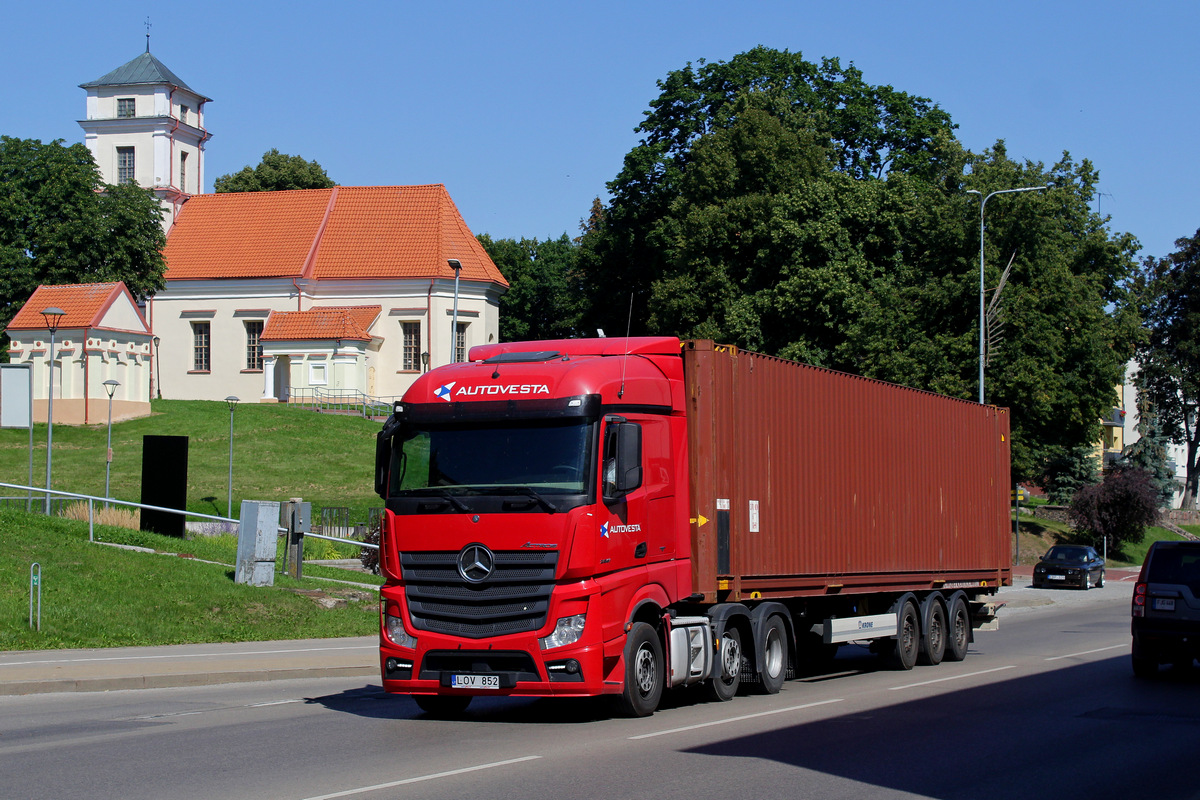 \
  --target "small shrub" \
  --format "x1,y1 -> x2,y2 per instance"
60,502 -> 140,530
360,516 -> 381,575
1069,466 -> 1161,553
